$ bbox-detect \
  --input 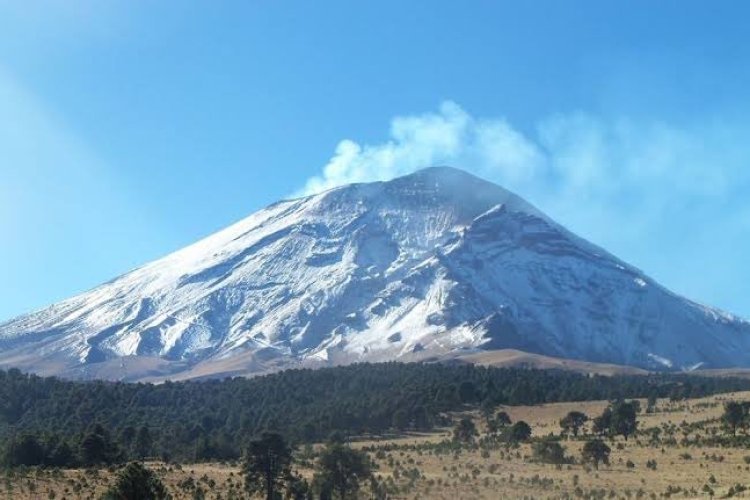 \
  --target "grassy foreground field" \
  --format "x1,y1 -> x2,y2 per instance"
3,391 -> 750,499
